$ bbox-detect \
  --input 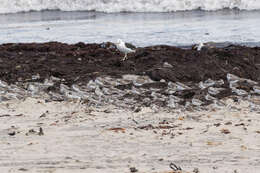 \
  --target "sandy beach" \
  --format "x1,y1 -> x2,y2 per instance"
0,42 -> 260,172
1,0 -> 260,172
0,96 -> 260,173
